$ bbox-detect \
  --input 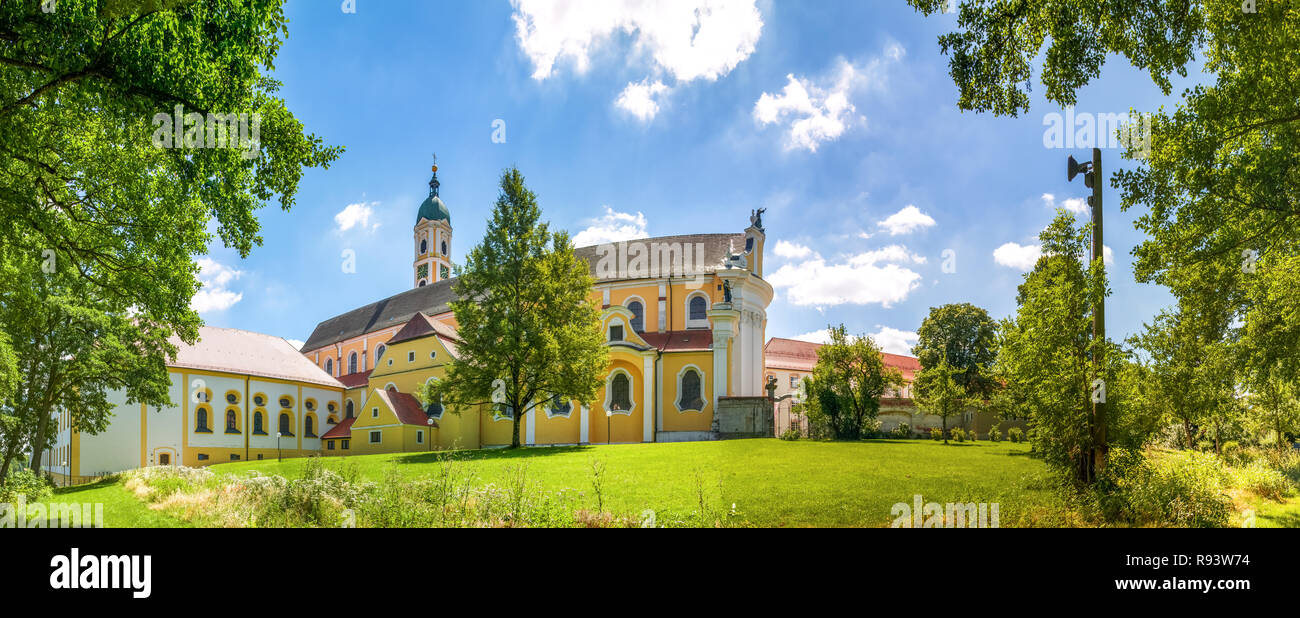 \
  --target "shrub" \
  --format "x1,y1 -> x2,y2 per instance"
930,428 -> 943,441
967,429 -> 977,442
0,467 -> 53,503
890,423 -> 911,439
1101,449 -> 1233,528
1008,427 -> 1024,443
1228,460 -> 1291,500
779,428 -> 801,441
989,426 -> 1002,442
950,428 -> 966,442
